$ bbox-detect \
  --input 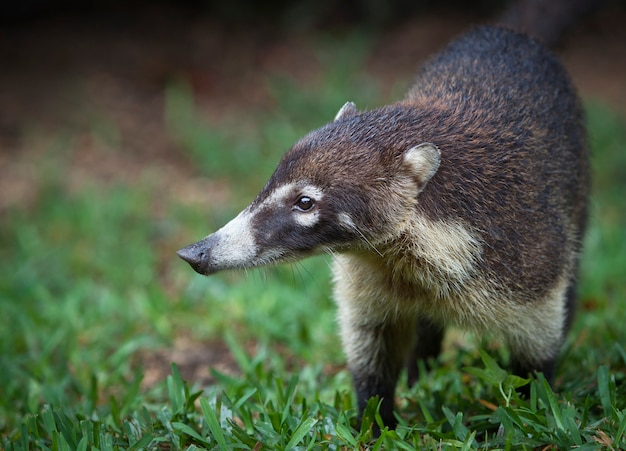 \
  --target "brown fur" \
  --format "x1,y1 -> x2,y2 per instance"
178,26 -> 589,431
